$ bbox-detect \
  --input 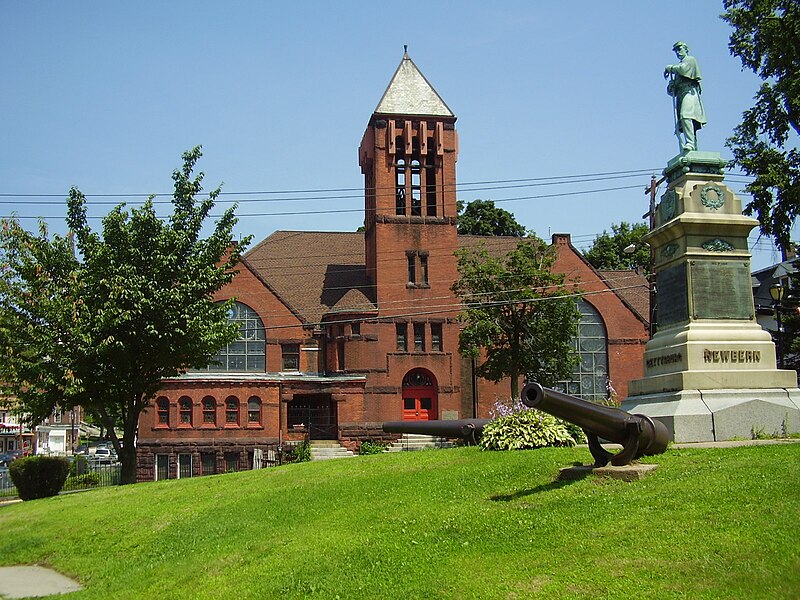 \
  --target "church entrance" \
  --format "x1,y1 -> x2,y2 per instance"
401,369 -> 438,421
